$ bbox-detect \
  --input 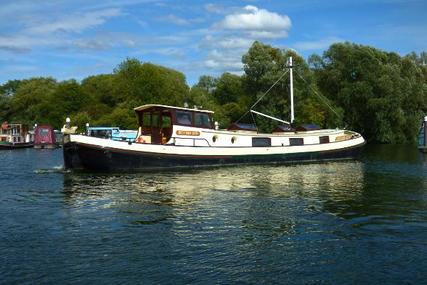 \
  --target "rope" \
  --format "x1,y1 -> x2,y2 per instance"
250,111 -> 258,133
294,70 -> 344,125
236,70 -> 289,123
